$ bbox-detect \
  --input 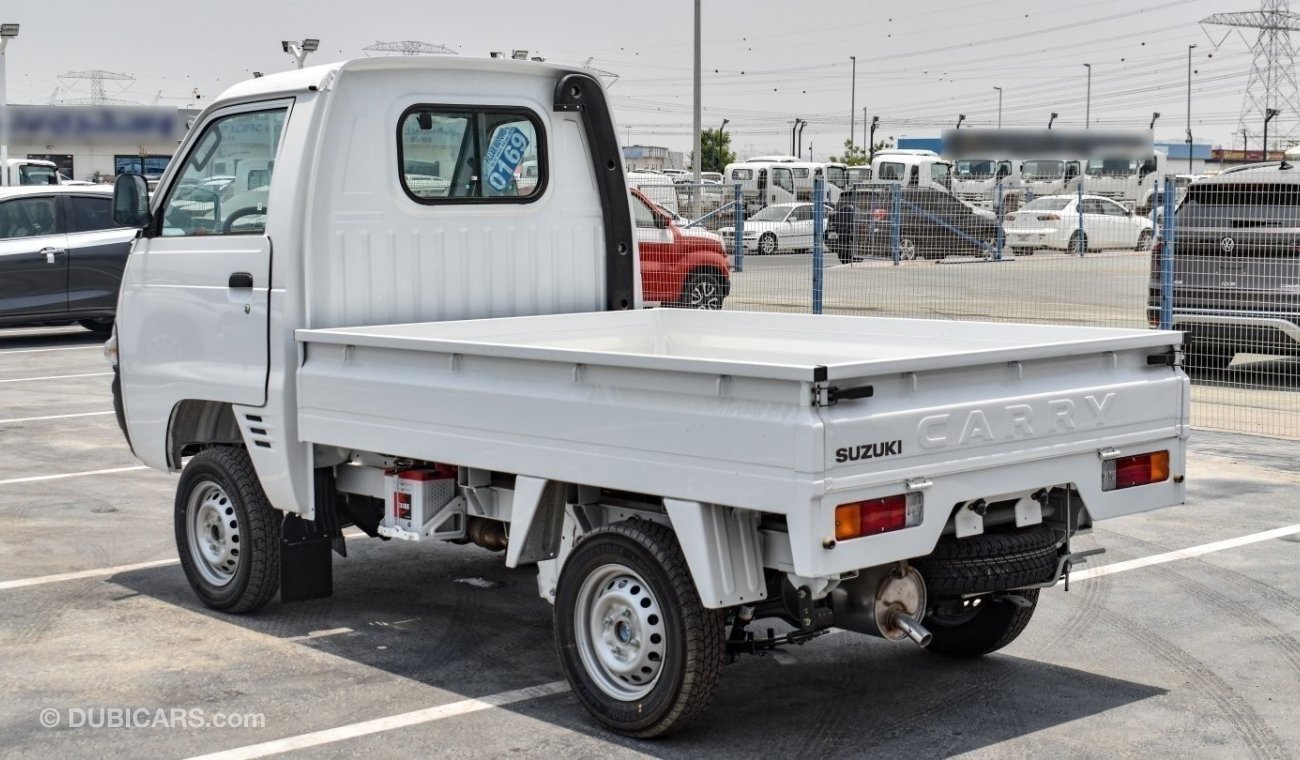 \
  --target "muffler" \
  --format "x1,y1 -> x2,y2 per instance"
830,563 -> 932,647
